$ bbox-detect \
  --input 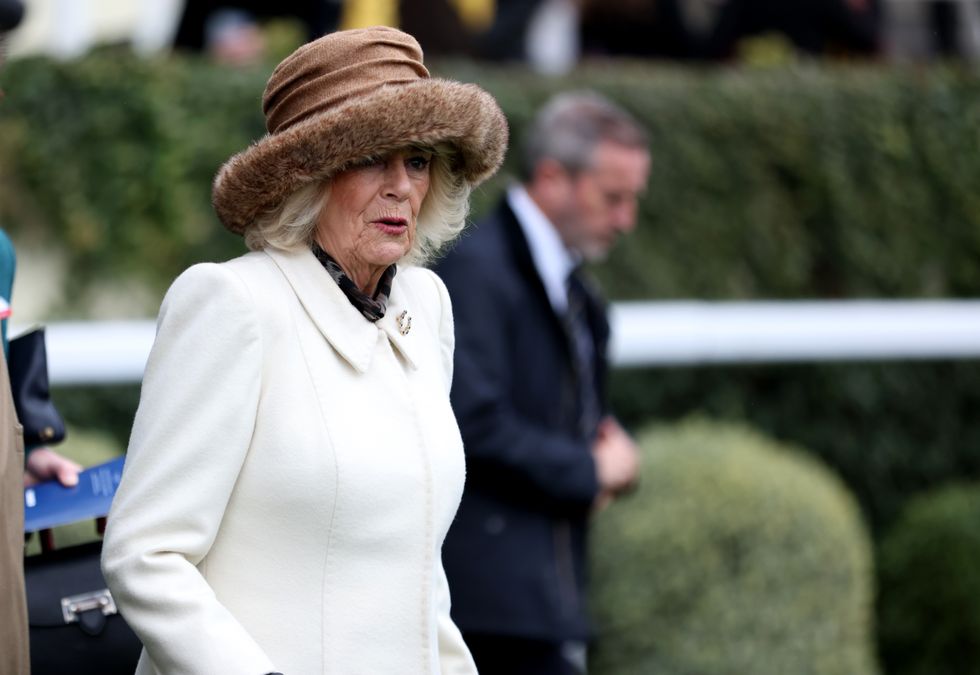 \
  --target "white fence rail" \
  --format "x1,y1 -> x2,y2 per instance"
27,300 -> 980,386
609,300 -> 980,367
40,321 -> 157,386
